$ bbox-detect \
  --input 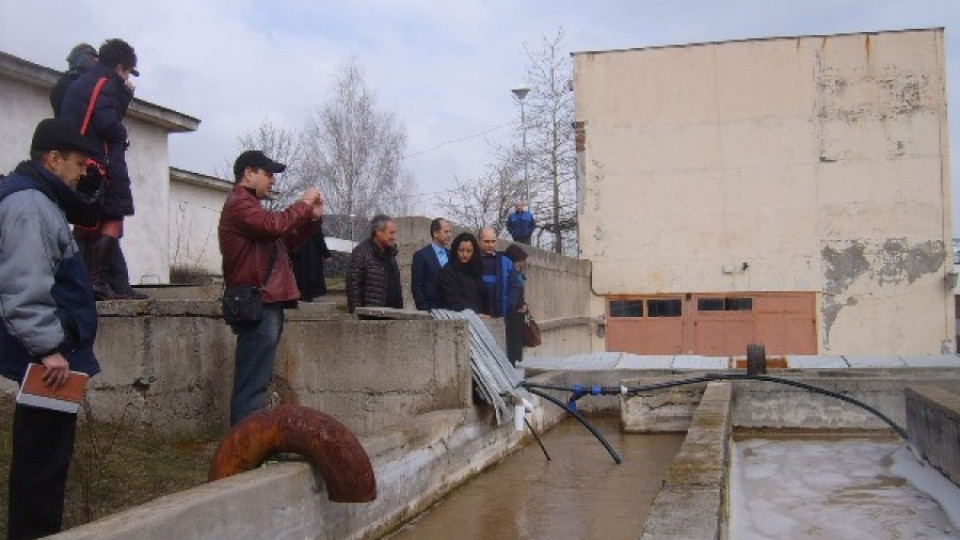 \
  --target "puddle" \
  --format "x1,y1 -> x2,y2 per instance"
730,437 -> 960,539
385,417 -> 683,540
